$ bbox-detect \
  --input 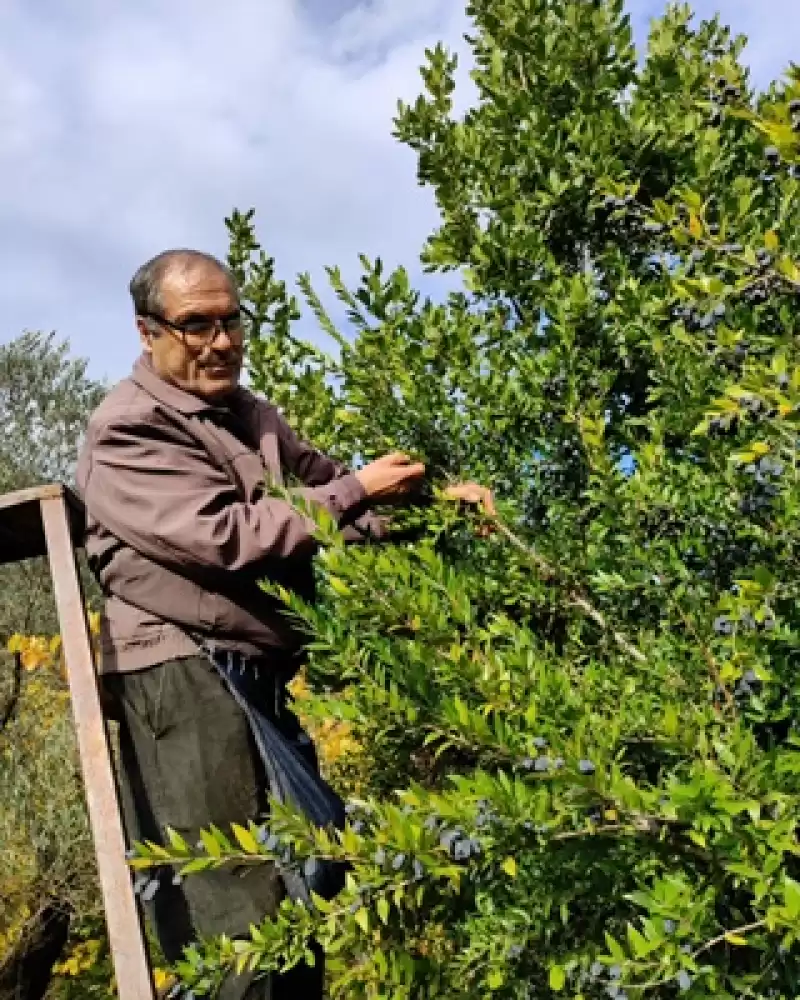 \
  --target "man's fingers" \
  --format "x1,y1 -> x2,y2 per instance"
442,482 -> 496,515
395,462 -> 426,481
